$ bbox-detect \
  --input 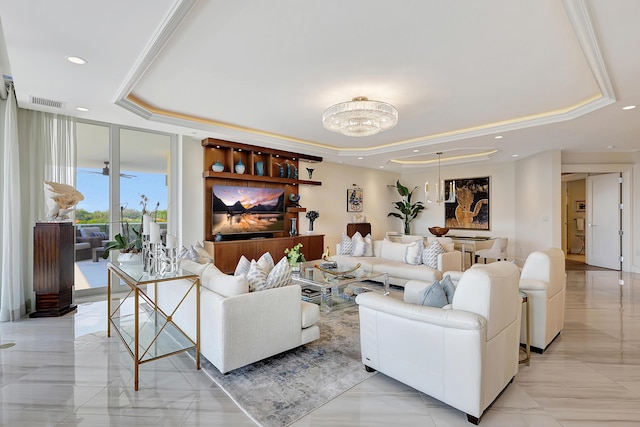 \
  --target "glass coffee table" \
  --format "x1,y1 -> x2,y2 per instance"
292,261 -> 389,313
